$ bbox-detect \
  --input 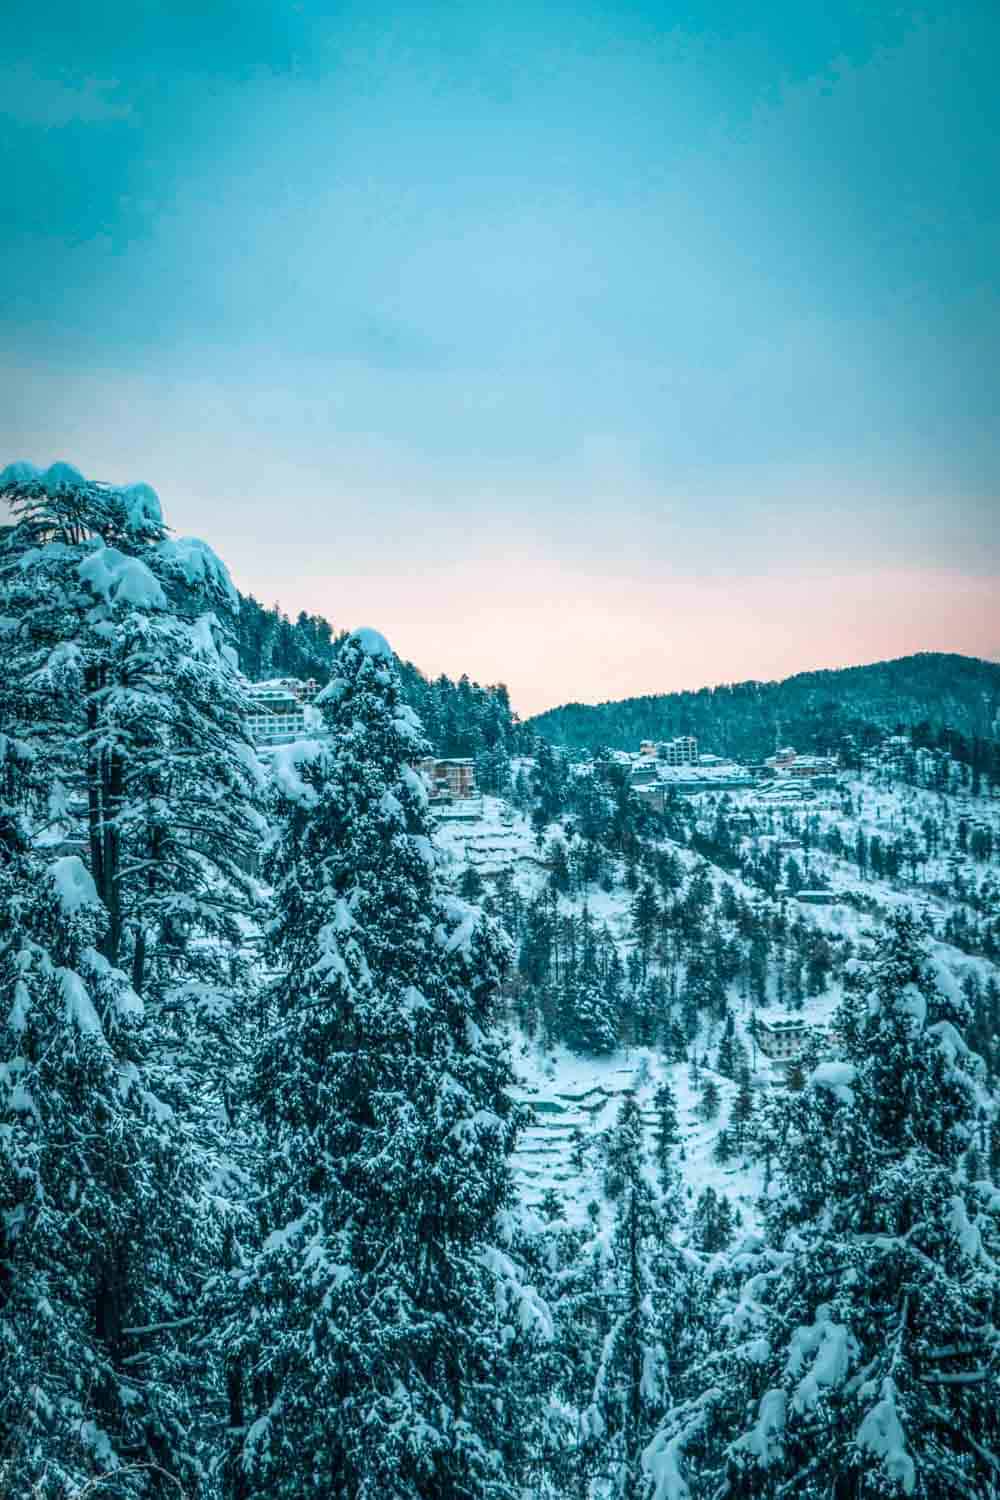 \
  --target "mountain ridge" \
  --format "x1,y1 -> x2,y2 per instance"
527,651 -> 1000,760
